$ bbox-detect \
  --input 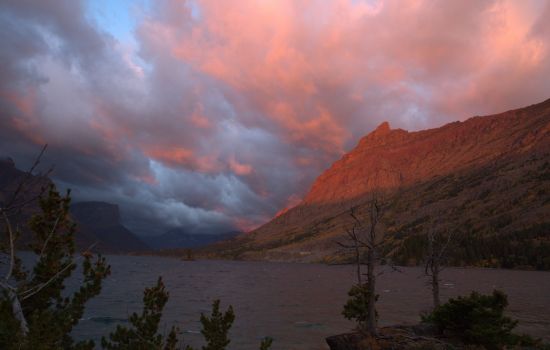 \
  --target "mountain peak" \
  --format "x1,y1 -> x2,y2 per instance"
374,121 -> 391,134
356,120 -> 407,150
